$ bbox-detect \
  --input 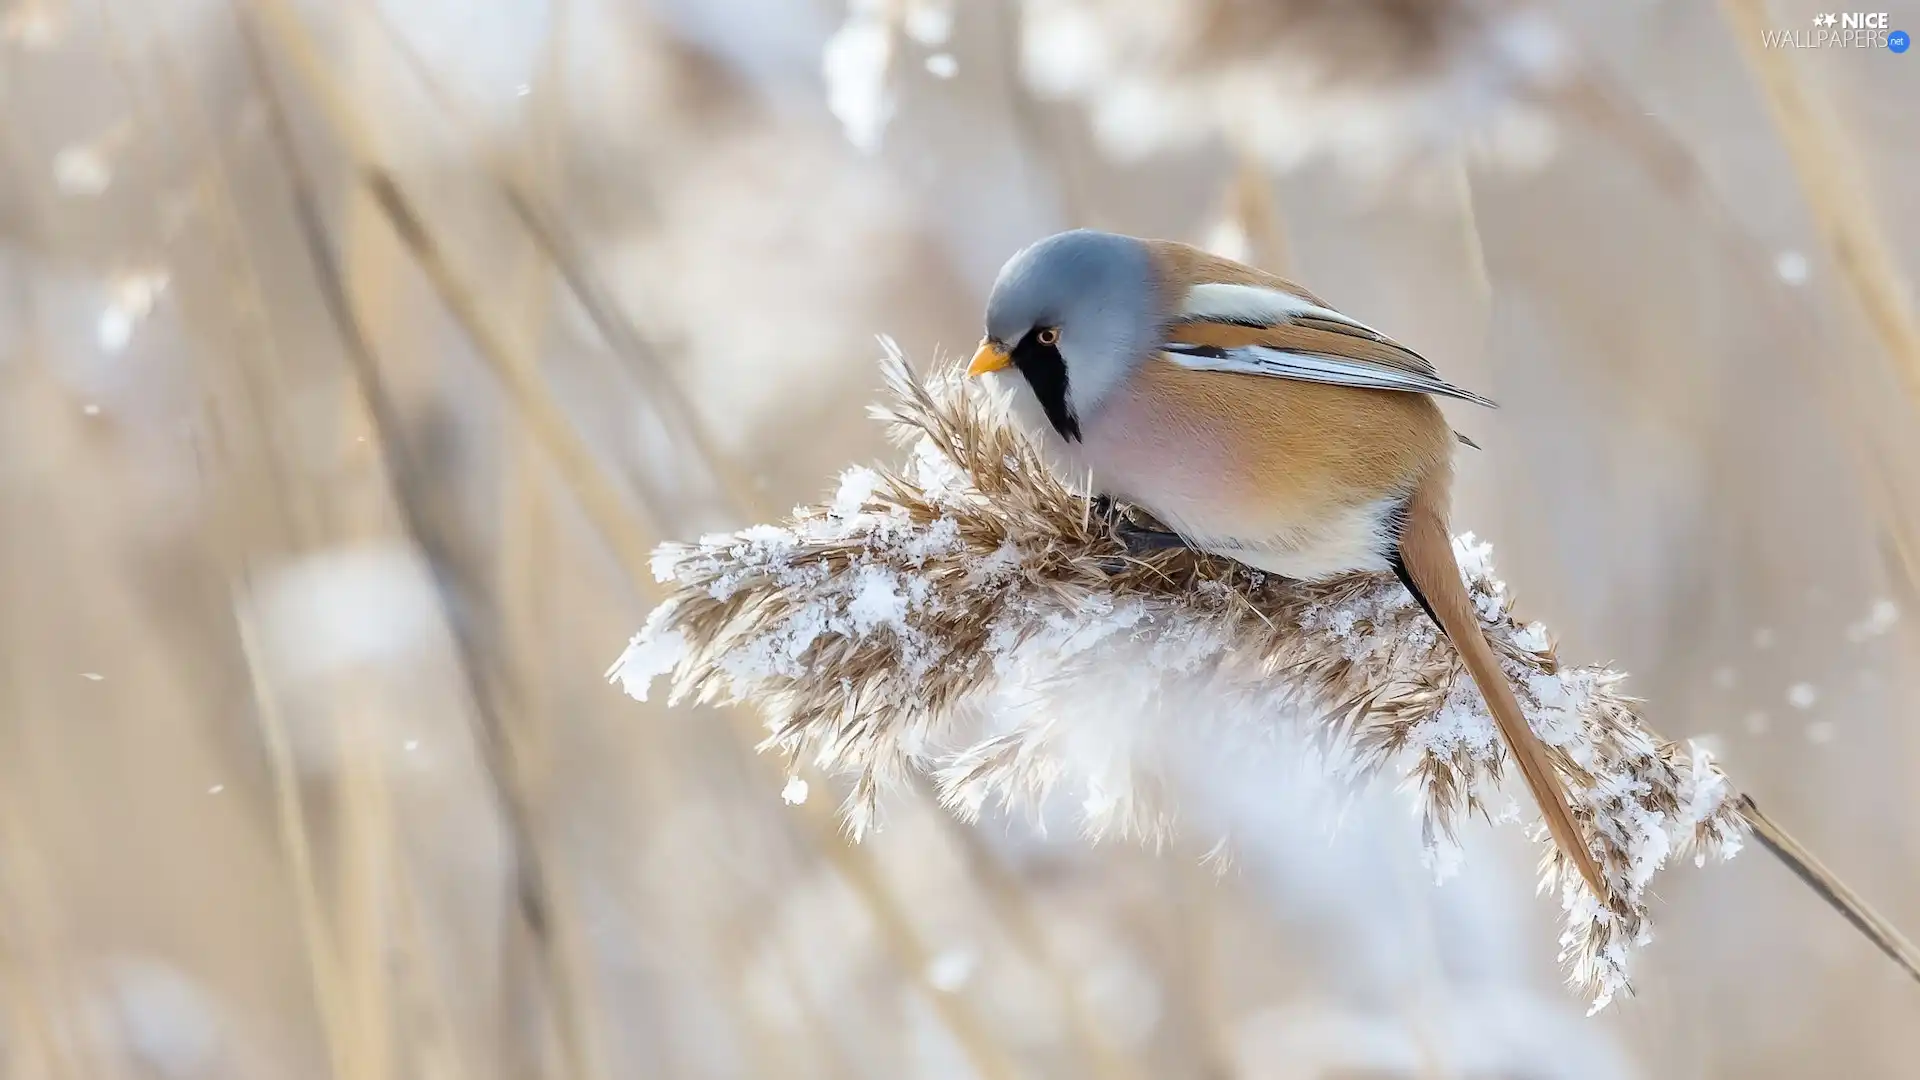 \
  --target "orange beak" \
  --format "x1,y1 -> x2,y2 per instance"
967,339 -> 1012,377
